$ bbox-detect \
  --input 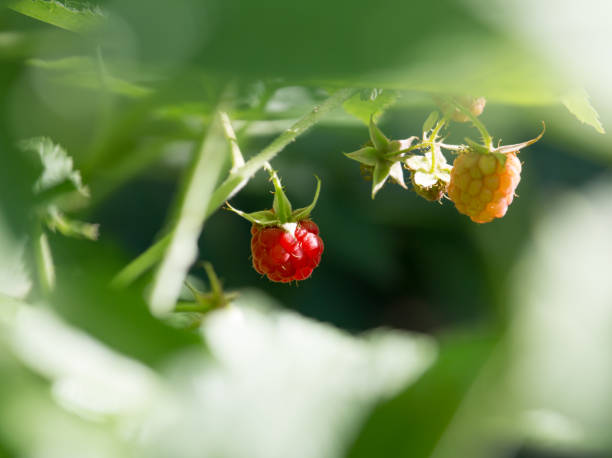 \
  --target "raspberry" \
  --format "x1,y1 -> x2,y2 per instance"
250,220 -> 324,283
448,150 -> 521,223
